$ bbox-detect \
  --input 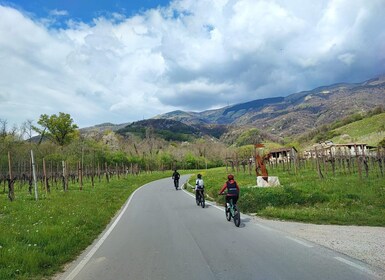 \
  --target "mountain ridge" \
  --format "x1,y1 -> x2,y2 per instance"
81,75 -> 385,141
153,75 -> 385,137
